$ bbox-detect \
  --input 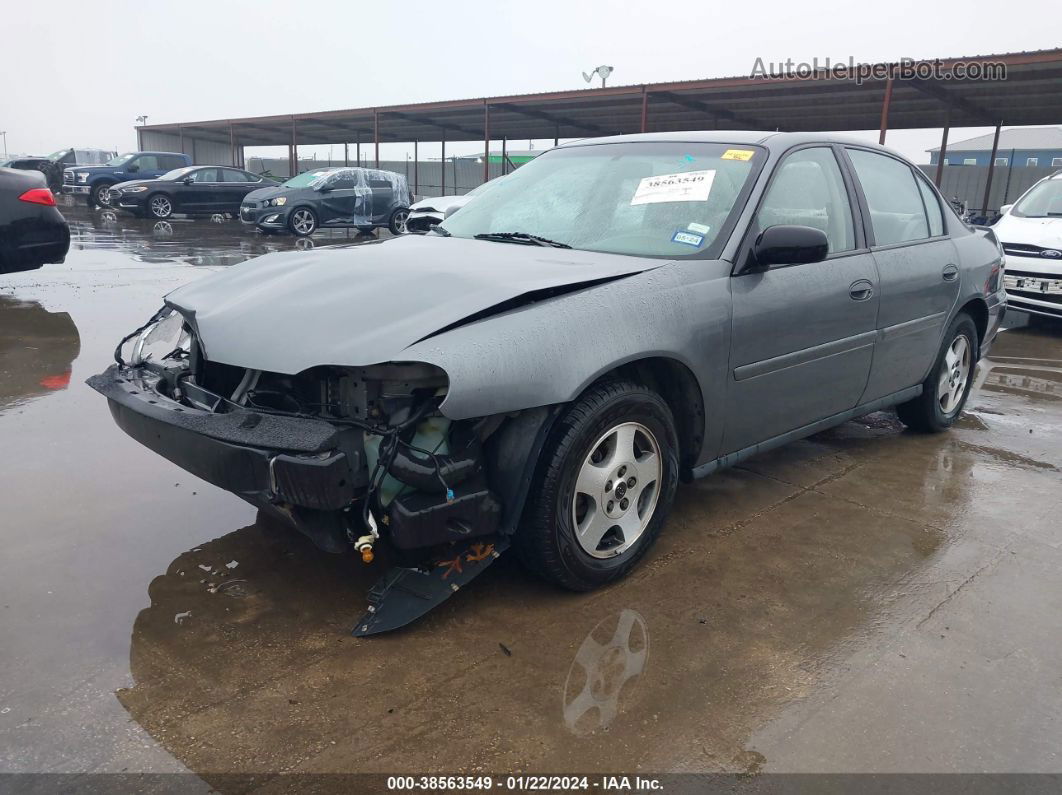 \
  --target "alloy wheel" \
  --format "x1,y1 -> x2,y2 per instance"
937,333 -> 971,415
392,210 -> 409,234
571,422 -> 662,559
150,196 -> 172,218
291,209 -> 316,235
